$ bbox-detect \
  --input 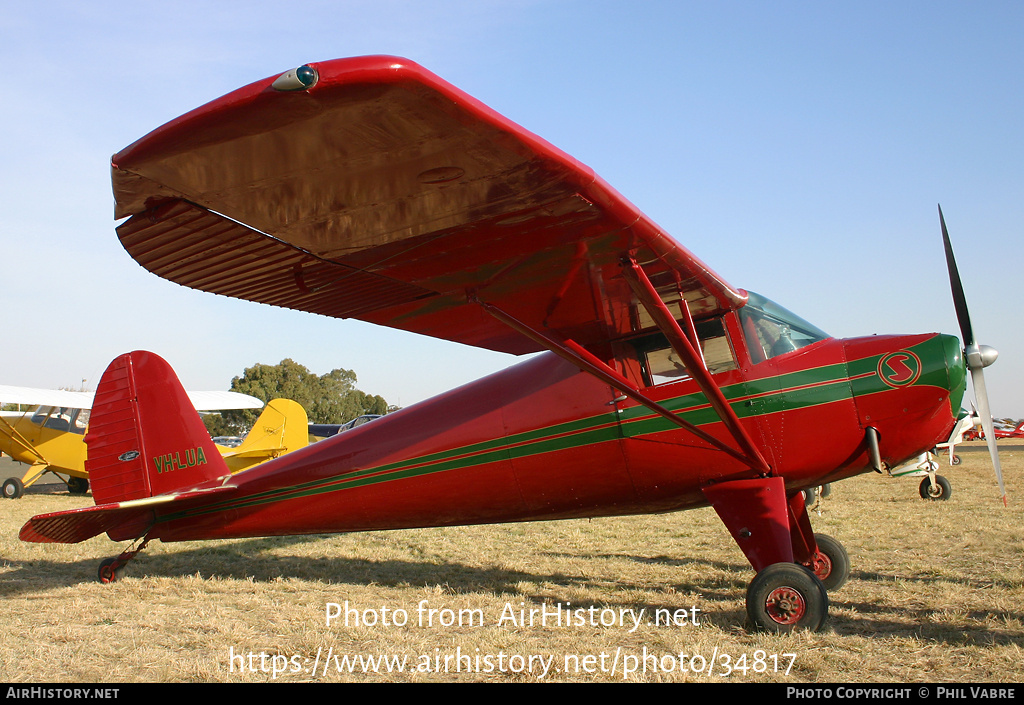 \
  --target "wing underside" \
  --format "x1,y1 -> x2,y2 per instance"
112,56 -> 744,355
